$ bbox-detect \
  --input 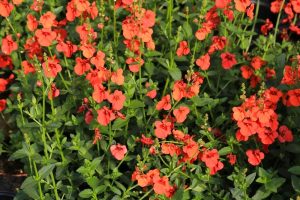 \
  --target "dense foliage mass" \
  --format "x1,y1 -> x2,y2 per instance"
0,0 -> 300,199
